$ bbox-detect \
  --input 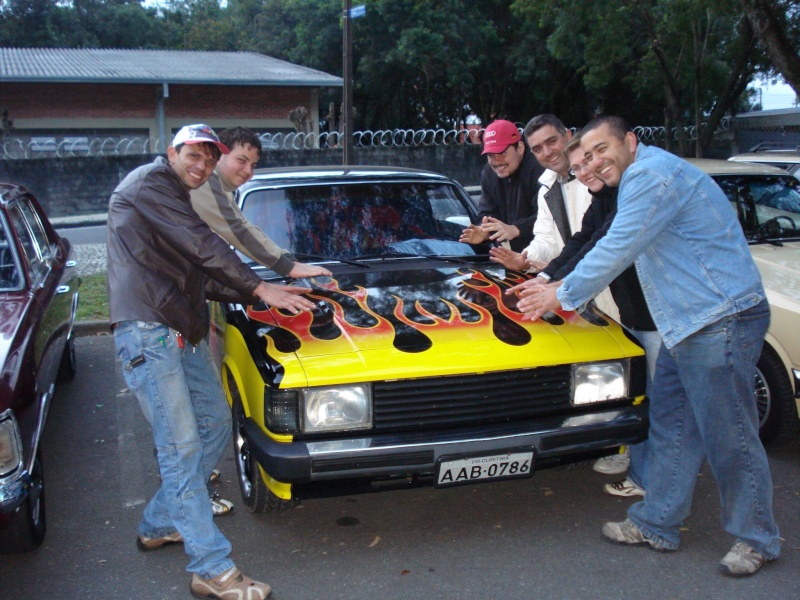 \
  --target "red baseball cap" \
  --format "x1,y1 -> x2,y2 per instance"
481,120 -> 521,155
